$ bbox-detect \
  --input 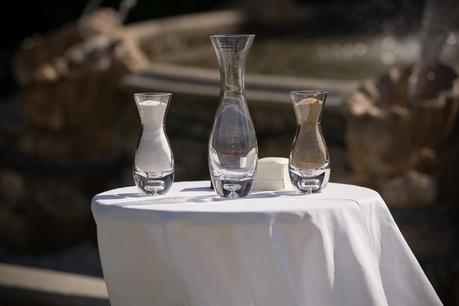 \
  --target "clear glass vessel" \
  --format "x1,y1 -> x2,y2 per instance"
208,34 -> 258,198
133,93 -> 174,195
289,90 -> 330,194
